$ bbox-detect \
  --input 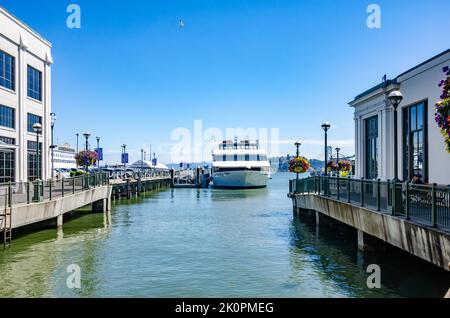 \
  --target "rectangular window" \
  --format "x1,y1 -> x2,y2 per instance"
0,149 -> 15,183
0,136 -> 15,145
0,50 -> 15,91
245,154 -> 250,161
403,102 -> 427,182
27,141 -> 42,181
27,65 -> 42,101
0,105 -> 15,129
365,115 -> 378,179
27,113 -> 42,133
234,154 -> 238,161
